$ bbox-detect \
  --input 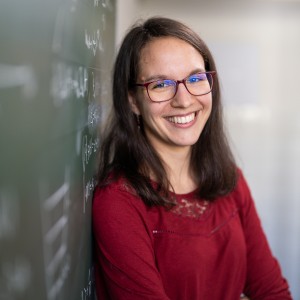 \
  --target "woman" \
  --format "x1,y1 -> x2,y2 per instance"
92,17 -> 292,299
